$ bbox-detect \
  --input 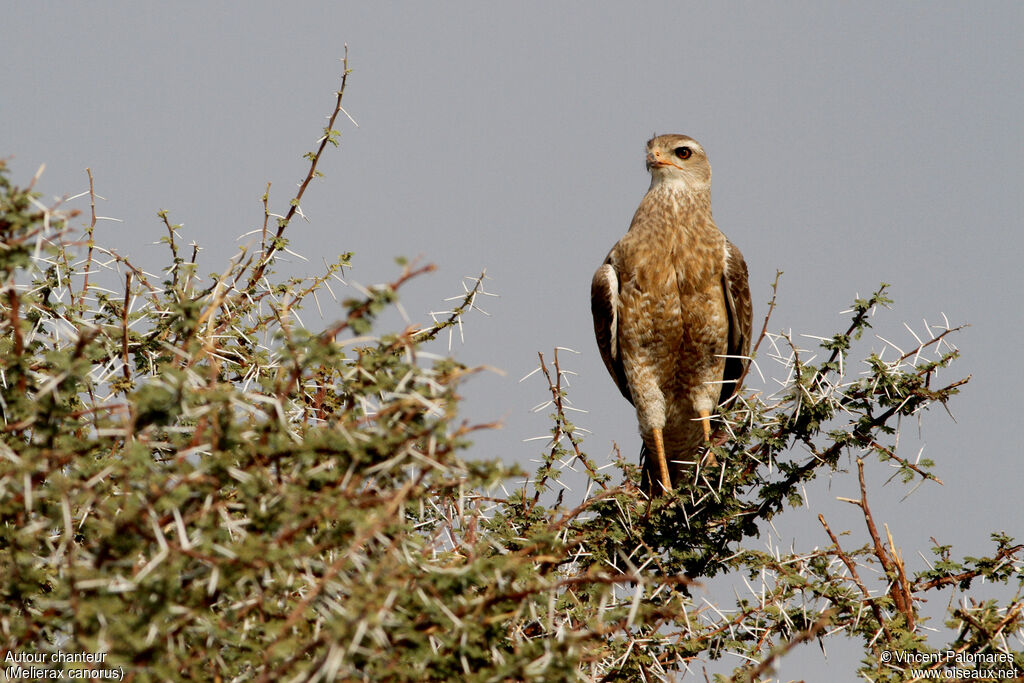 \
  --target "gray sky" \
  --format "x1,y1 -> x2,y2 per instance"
6,3 -> 1023,679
